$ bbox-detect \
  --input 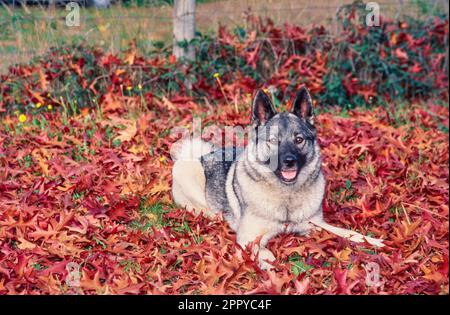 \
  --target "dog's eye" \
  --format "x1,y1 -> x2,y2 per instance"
295,135 -> 304,144
268,137 -> 278,145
